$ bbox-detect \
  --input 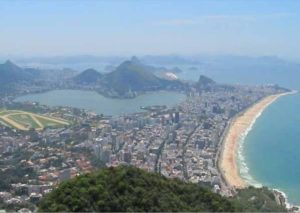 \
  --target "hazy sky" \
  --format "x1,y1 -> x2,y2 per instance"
1,0 -> 300,59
